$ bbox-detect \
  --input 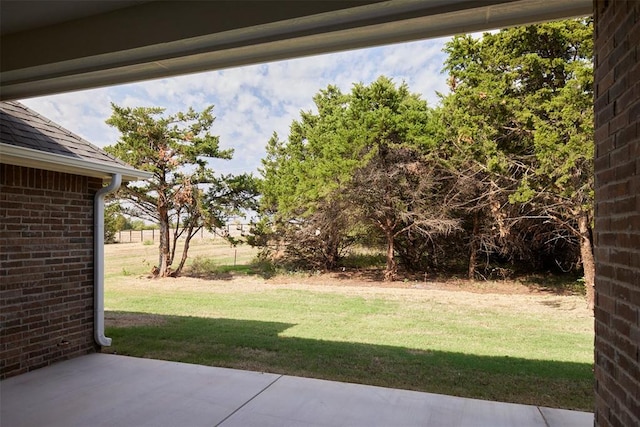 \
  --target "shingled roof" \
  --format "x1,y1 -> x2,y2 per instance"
0,101 -> 150,181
